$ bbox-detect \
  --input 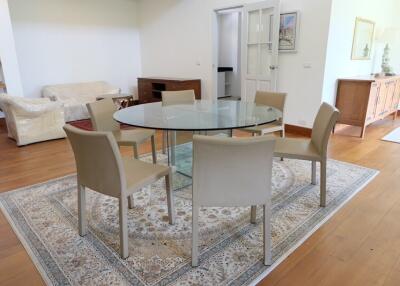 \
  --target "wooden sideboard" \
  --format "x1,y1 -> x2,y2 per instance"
335,75 -> 400,138
138,77 -> 201,104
